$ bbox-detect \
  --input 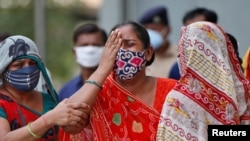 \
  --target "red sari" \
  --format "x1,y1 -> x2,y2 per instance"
0,93 -> 58,141
59,73 -> 176,141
